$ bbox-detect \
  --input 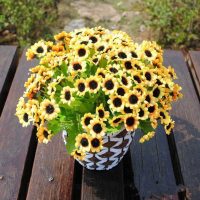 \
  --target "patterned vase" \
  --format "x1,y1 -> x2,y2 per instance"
62,128 -> 135,170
